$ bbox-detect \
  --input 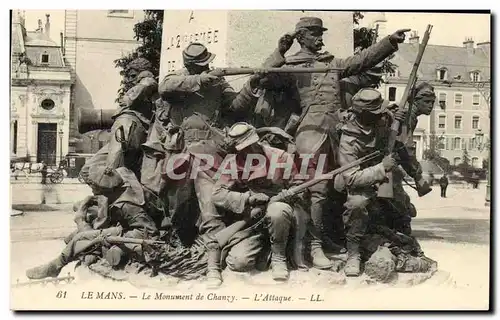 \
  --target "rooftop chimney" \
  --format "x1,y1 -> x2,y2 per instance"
37,18 -> 43,33
463,37 -> 475,54
45,14 -> 51,37
409,30 -> 419,44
